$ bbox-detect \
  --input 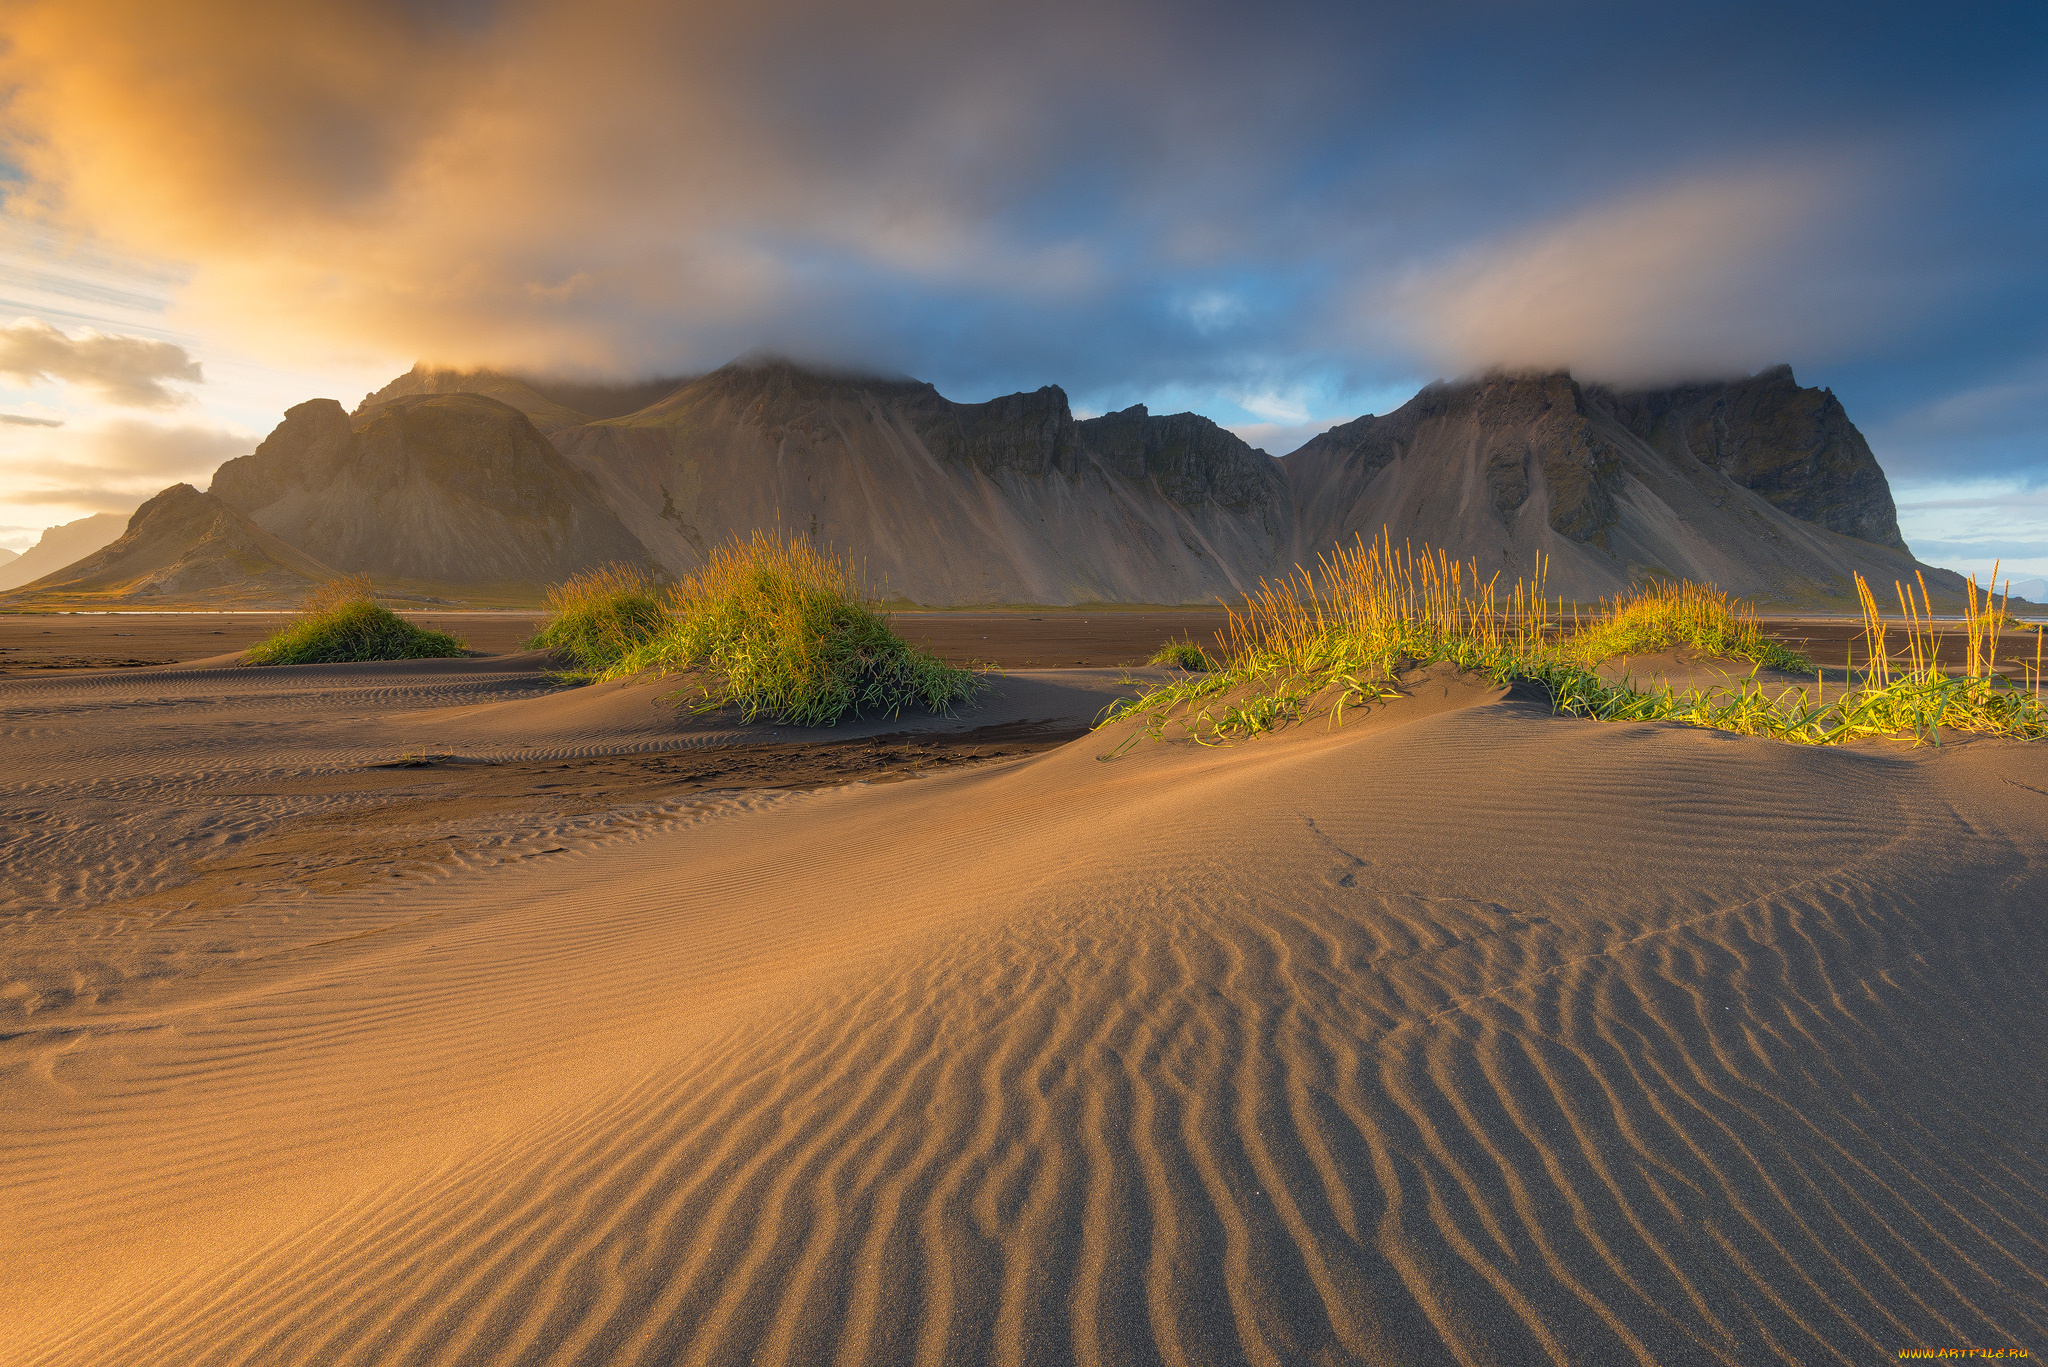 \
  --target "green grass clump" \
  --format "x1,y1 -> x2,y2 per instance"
603,531 -> 980,726
1149,637 -> 1216,670
1096,532 -> 2045,752
245,576 -> 467,665
528,564 -> 670,673
1561,579 -> 1811,671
